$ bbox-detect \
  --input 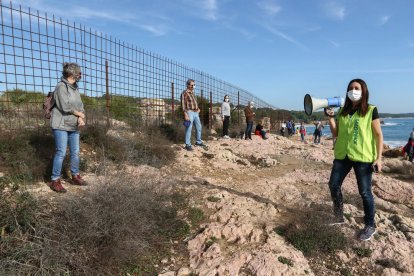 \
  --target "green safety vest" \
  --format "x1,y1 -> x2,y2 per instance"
334,105 -> 376,162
